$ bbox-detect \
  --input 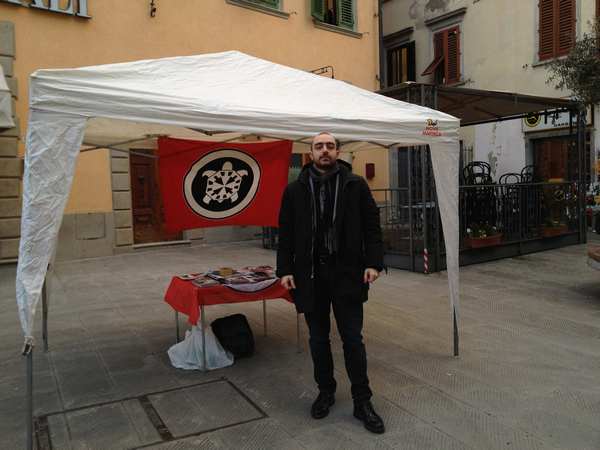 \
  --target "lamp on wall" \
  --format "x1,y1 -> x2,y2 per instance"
365,163 -> 375,179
